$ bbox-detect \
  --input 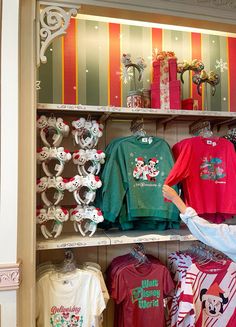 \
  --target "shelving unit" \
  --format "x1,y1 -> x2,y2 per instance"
36,103 -> 236,254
